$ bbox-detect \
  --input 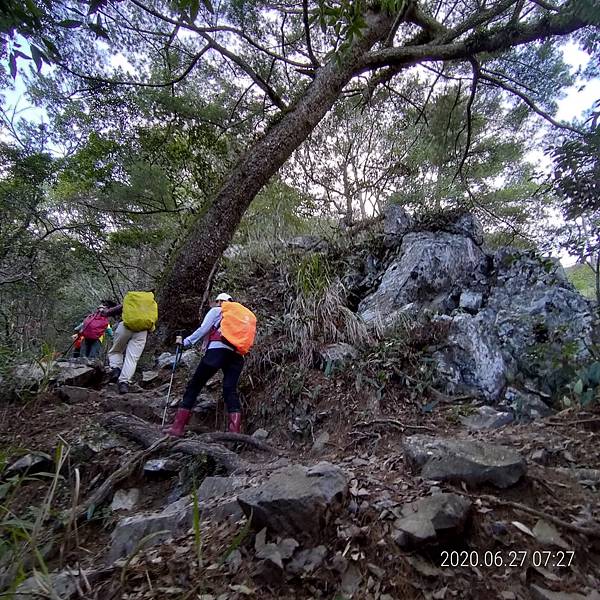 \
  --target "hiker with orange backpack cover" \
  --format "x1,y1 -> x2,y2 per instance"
165,293 -> 257,437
